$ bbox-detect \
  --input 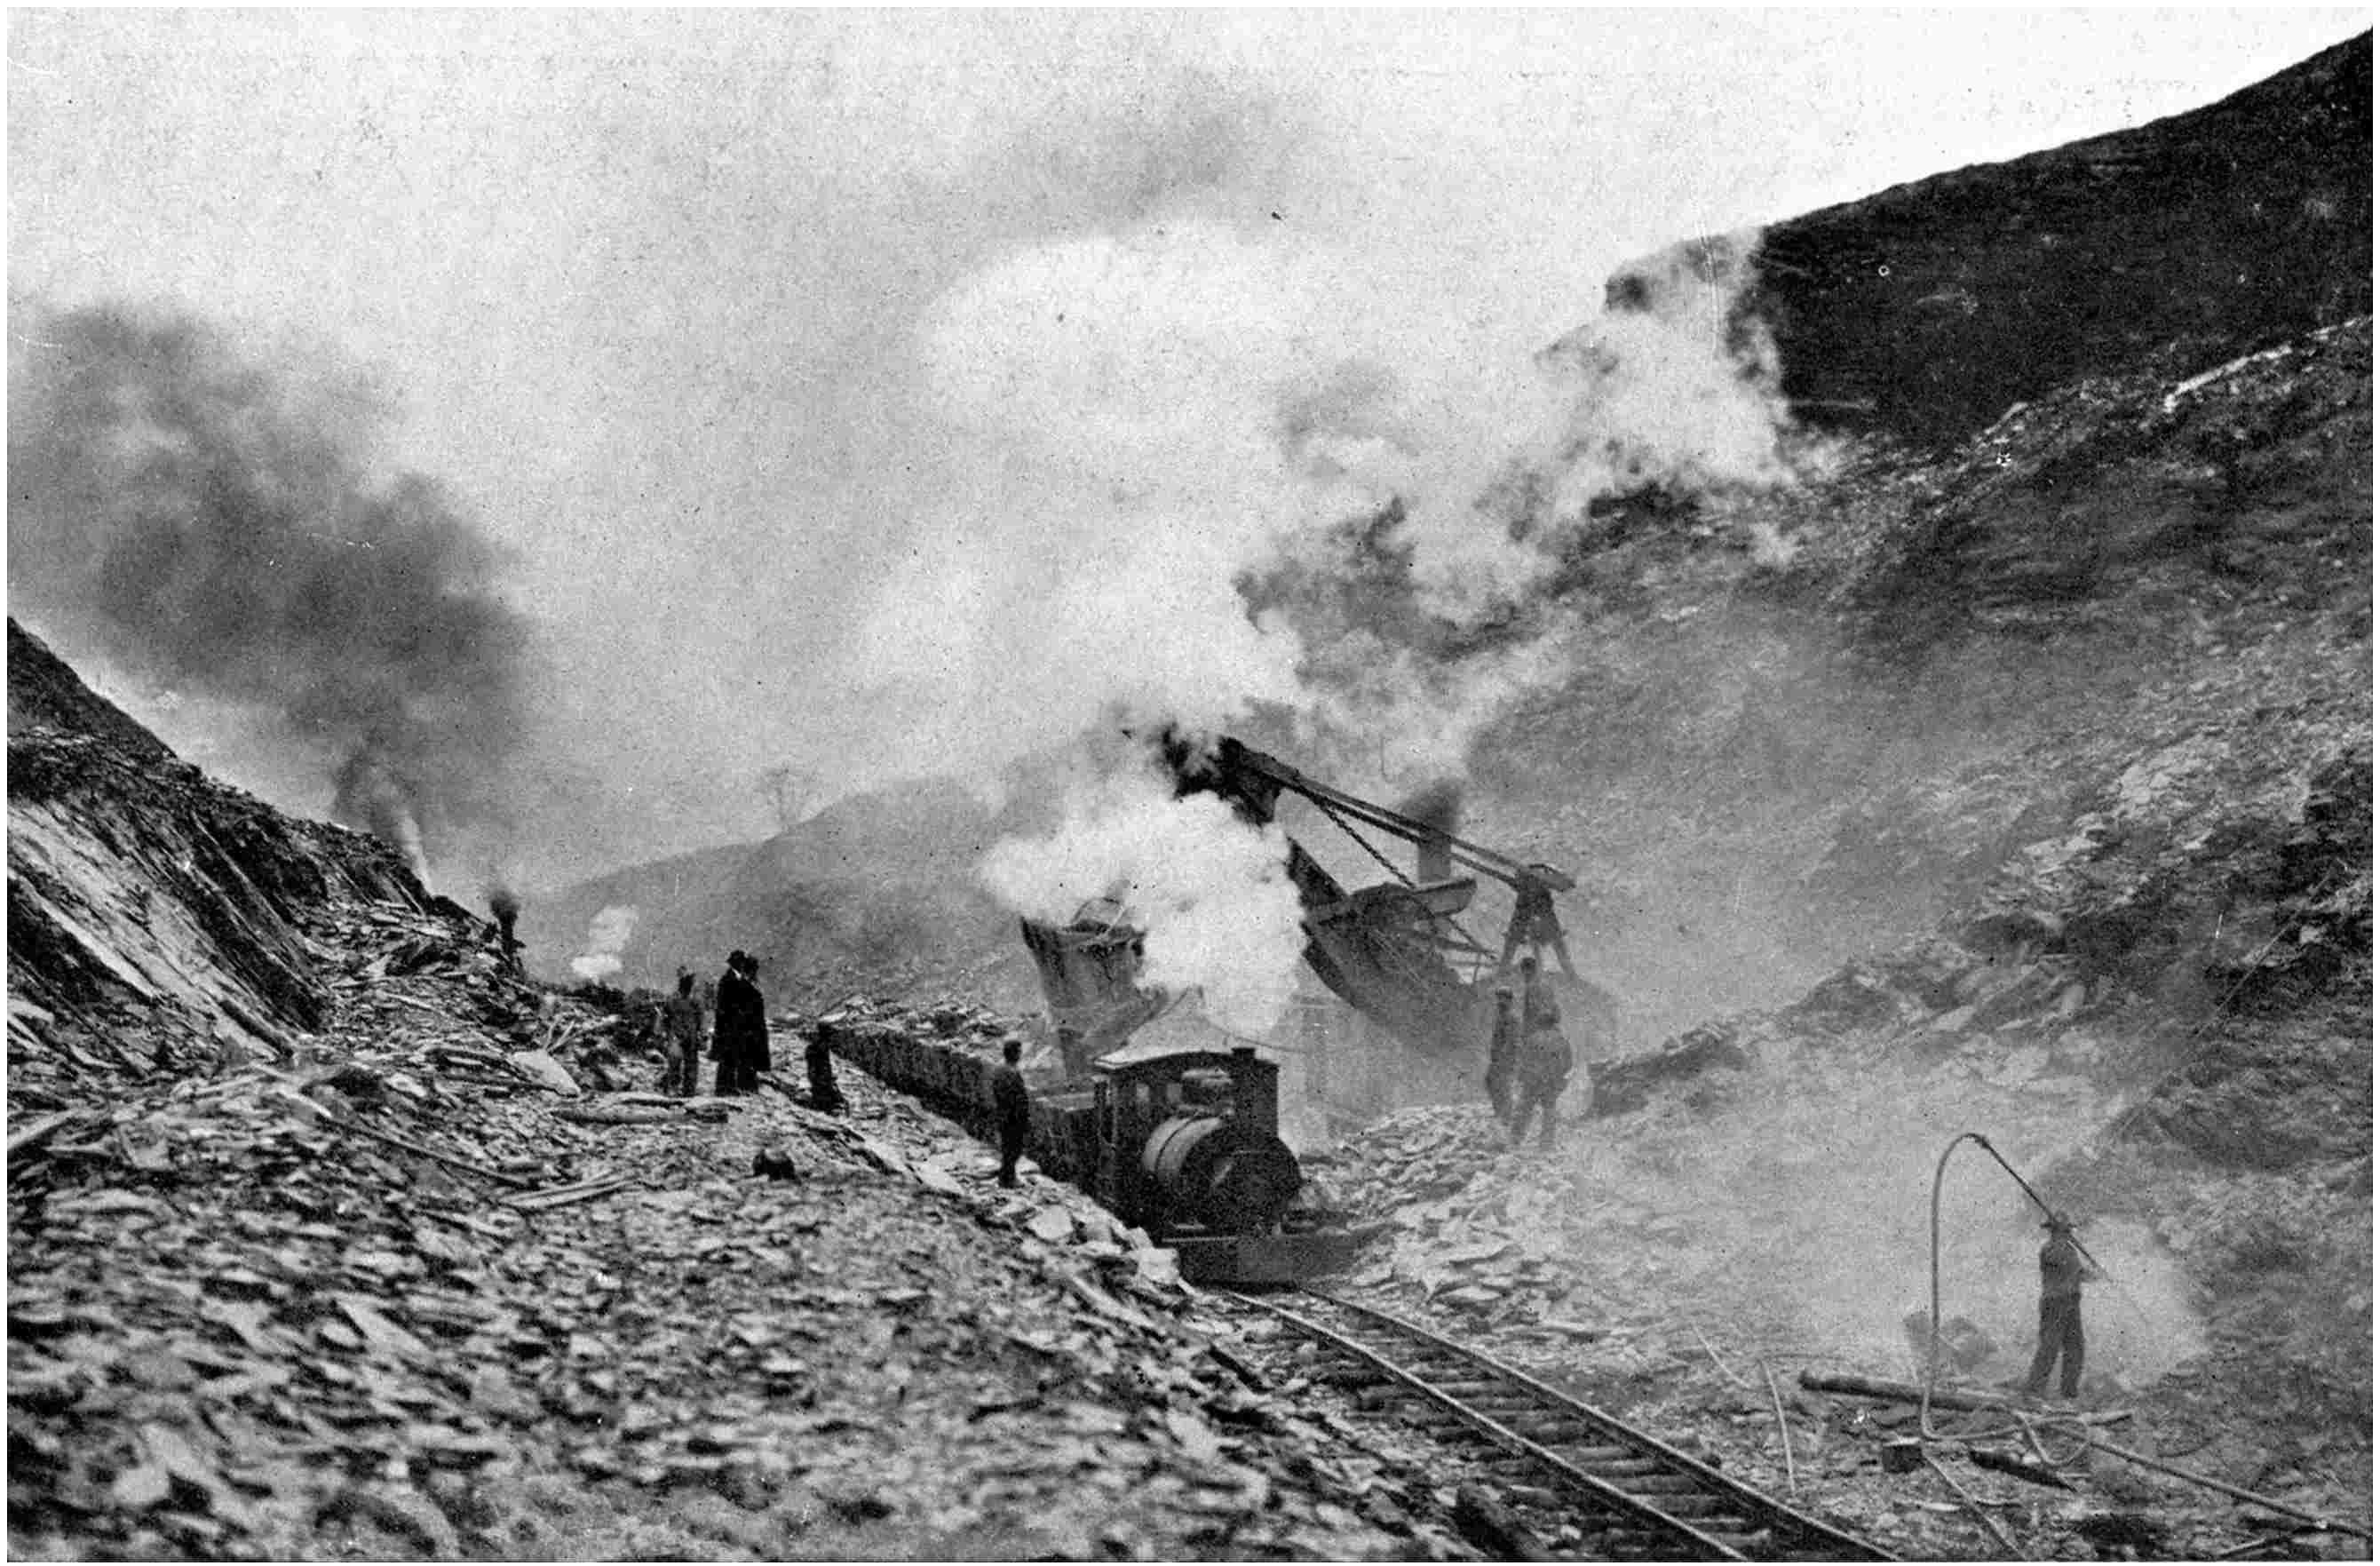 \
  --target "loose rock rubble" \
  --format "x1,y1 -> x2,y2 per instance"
10,896 -> 1492,1559
1296,1014 -> 2370,1559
